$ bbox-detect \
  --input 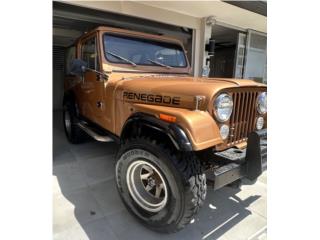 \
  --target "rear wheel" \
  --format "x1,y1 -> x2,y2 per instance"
63,102 -> 87,144
115,137 -> 207,233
